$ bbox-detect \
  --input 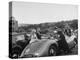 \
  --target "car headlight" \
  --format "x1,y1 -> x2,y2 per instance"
34,53 -> 39,56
